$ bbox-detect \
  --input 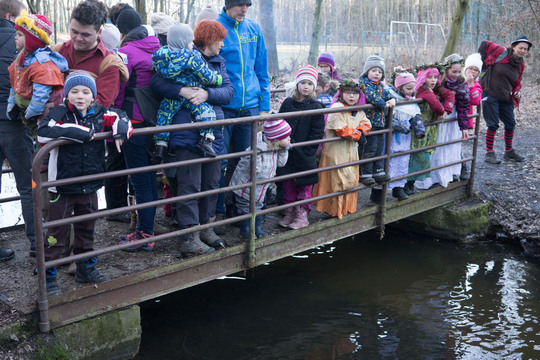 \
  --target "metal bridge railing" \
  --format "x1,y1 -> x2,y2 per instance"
28,98 -> 480,332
